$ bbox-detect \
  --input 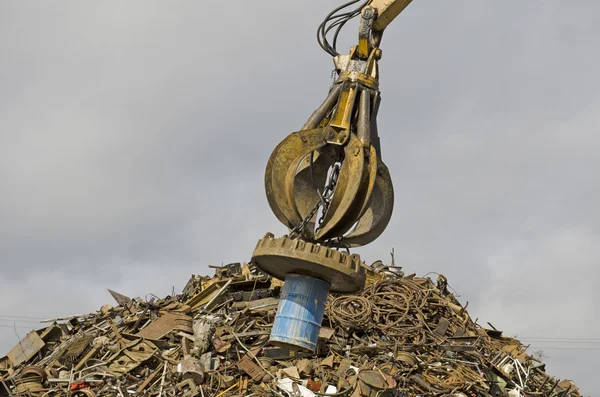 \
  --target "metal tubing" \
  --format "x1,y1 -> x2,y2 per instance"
302,84 -> 343,130
357,88 -> 371,146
